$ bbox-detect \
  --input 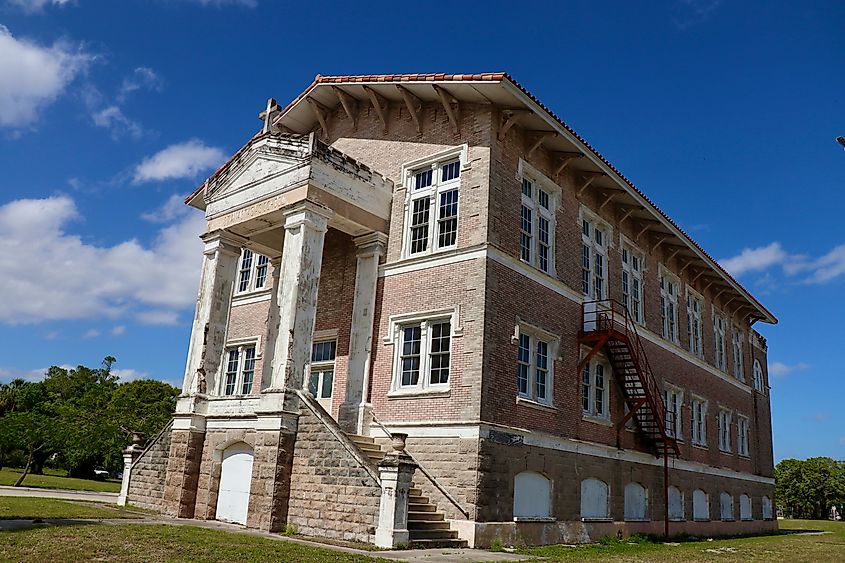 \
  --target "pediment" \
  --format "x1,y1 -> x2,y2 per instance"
205,146 -> 308,205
